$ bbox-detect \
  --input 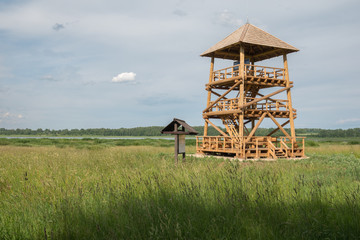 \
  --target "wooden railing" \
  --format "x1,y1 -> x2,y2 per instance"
267,139 -> 277,159
212,64 -> 285,82
279,137 -> 305,153
245,97 -> 289,111
208,97 -> 290,112
196,136 -> 305,158
209,98 -> 241,112
196,136 -> 240,152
